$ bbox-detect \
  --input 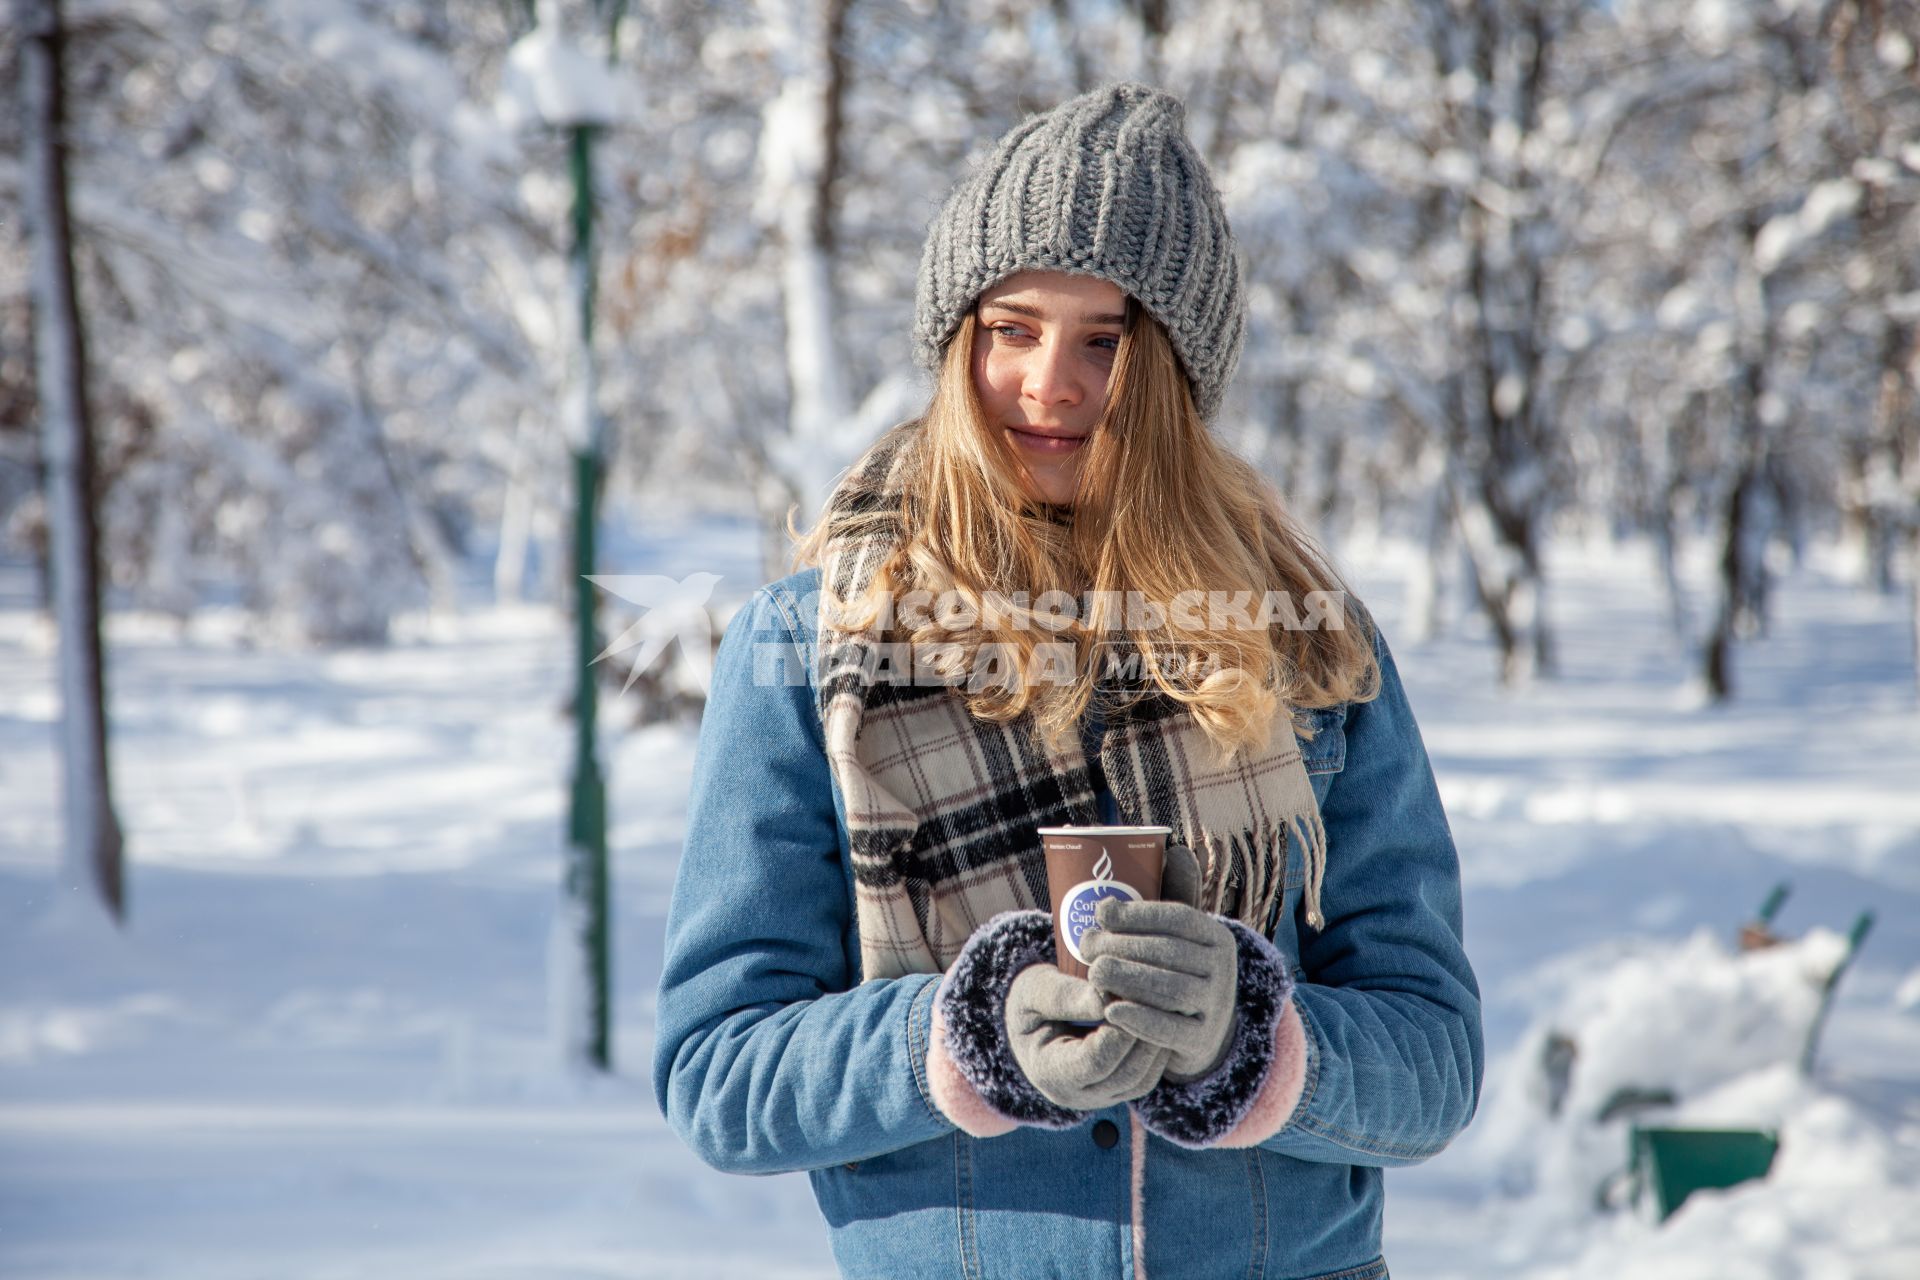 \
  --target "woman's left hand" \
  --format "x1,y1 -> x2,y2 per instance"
1083,896 -> 1239,1082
